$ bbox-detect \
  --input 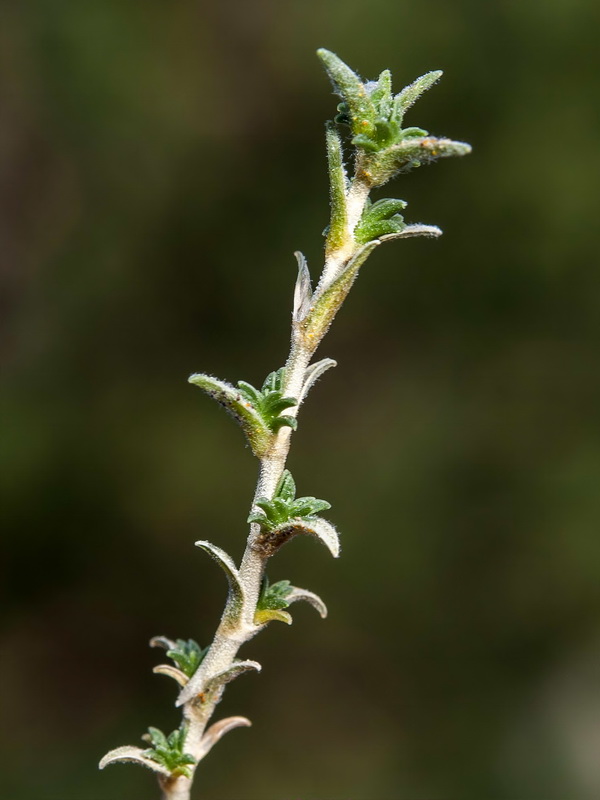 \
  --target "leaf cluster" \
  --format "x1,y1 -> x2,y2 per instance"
165,639 -> 208,678
142,726 -> 196,778
236,368 -> 298,433
318,49 -> 470,188
188,367 -> 297,457
257,577 -> 293,612
247,470 -> 331,532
